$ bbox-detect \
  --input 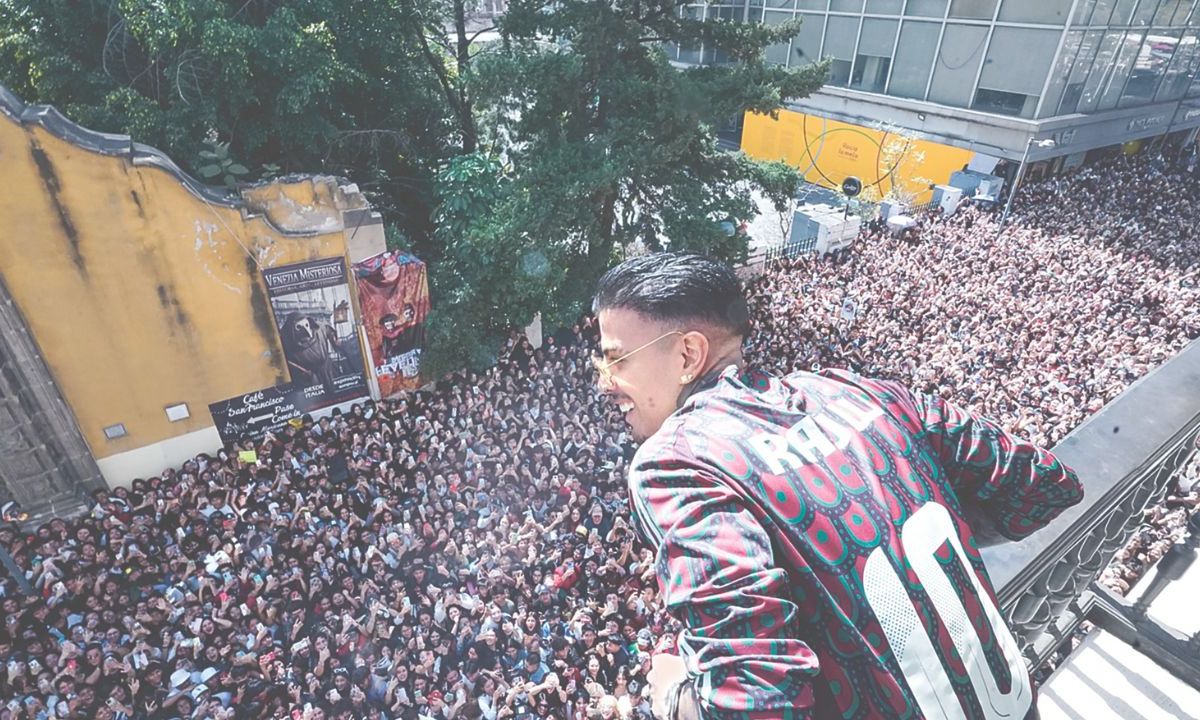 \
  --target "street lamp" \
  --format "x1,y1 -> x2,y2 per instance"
998,138 -> 1056,230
